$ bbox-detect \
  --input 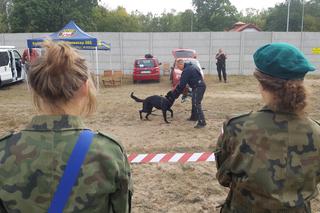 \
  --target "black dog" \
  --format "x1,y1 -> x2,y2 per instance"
130,91 -> 175,123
